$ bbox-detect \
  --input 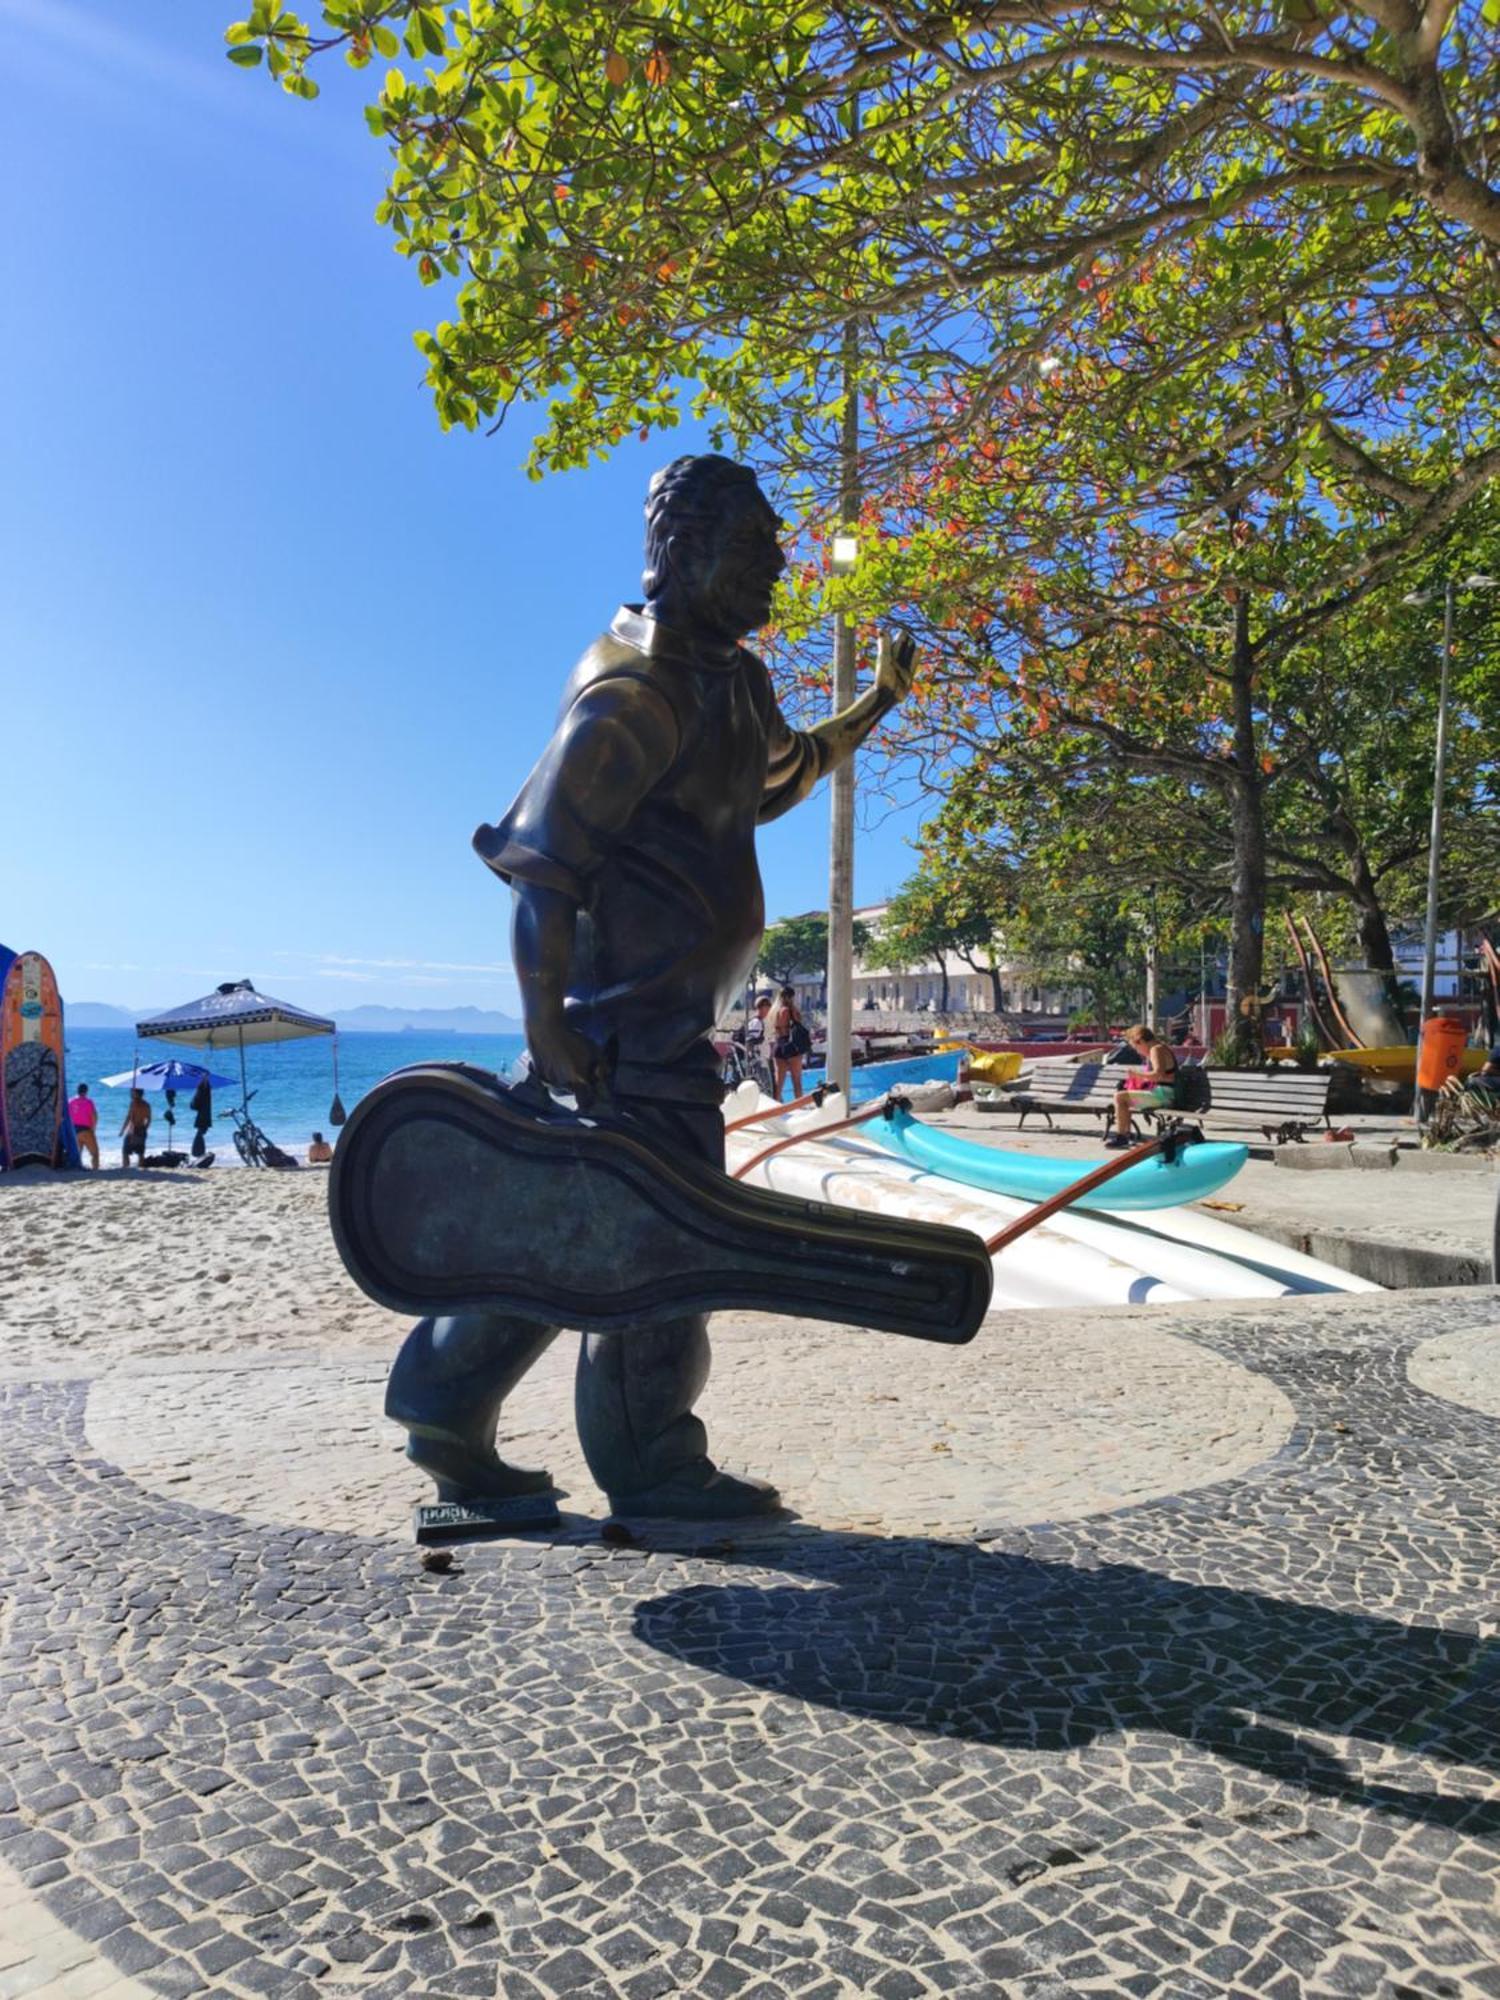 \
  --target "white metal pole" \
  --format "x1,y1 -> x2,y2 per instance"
1417,580 -> 1454,1074
1424,580 -> 1456,1128
825,322 -> 860,1099
827,613 -> 856,1096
